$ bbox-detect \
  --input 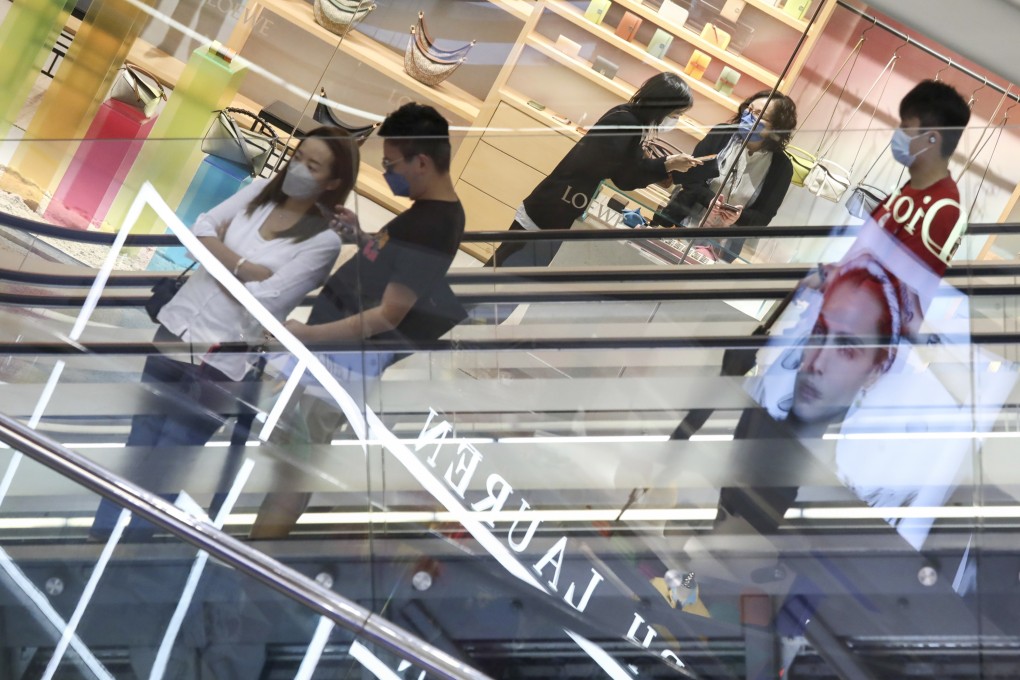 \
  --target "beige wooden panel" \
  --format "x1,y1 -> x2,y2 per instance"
461,141 -> 546,209
483,102 -> 575,175
456,180 -> 516,235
